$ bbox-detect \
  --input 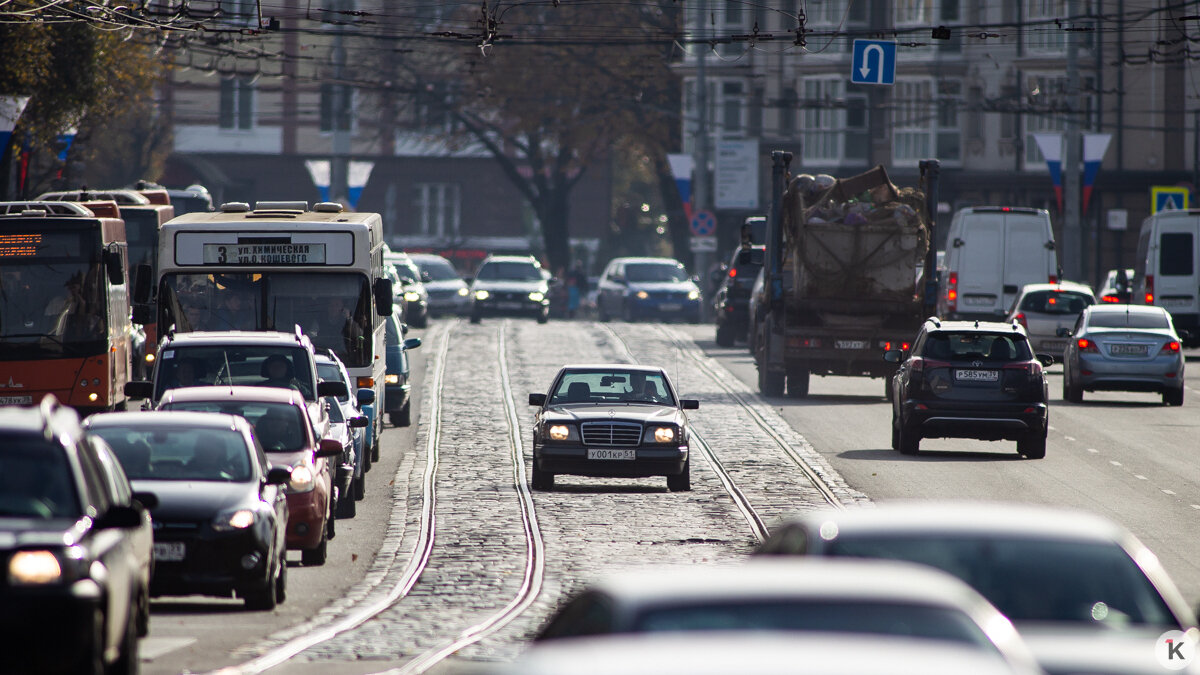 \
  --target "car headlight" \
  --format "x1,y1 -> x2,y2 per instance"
636,290 -> 649,300
457,287 -> 469,296
385,373 -> 400,385
548,424 -> 571,441
474,290 -> 490,300
651,426 -> 676,443
9,550 -> 62,585
145,353 -> 155,363
404,291 -> 421,302
688,289 -> 701,301
529,291 -> 545,302
213,509 -> 255,531
288,465 -> 316,493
